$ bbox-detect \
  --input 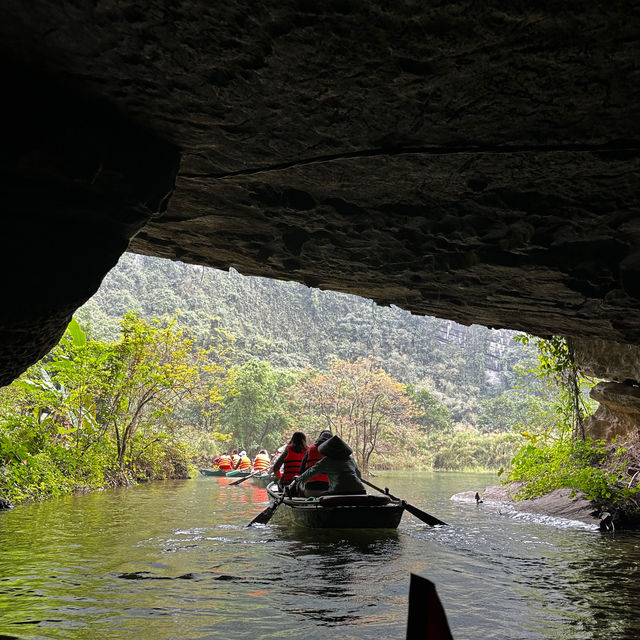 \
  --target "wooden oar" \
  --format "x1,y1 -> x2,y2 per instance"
247,492 -> 285,526
228,470 -> 261,486
406,574 -> 454,639
361,478 -> 447,527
